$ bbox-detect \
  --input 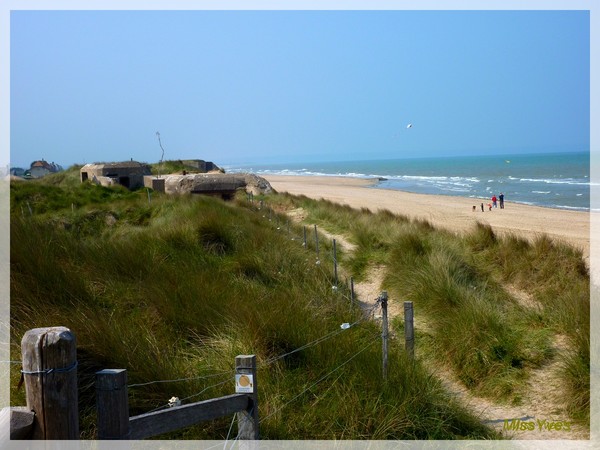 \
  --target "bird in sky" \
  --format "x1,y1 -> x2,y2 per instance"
406,123 -> 413,129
